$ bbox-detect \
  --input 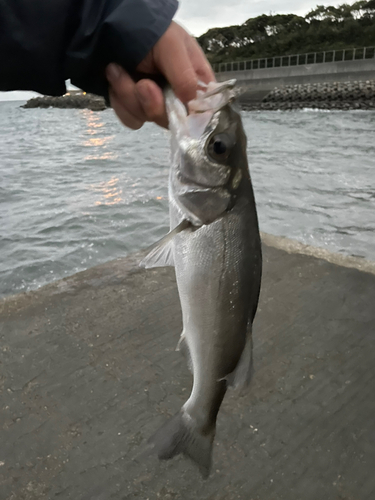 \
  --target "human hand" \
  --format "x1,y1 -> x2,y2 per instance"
105,21 -> 215,130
